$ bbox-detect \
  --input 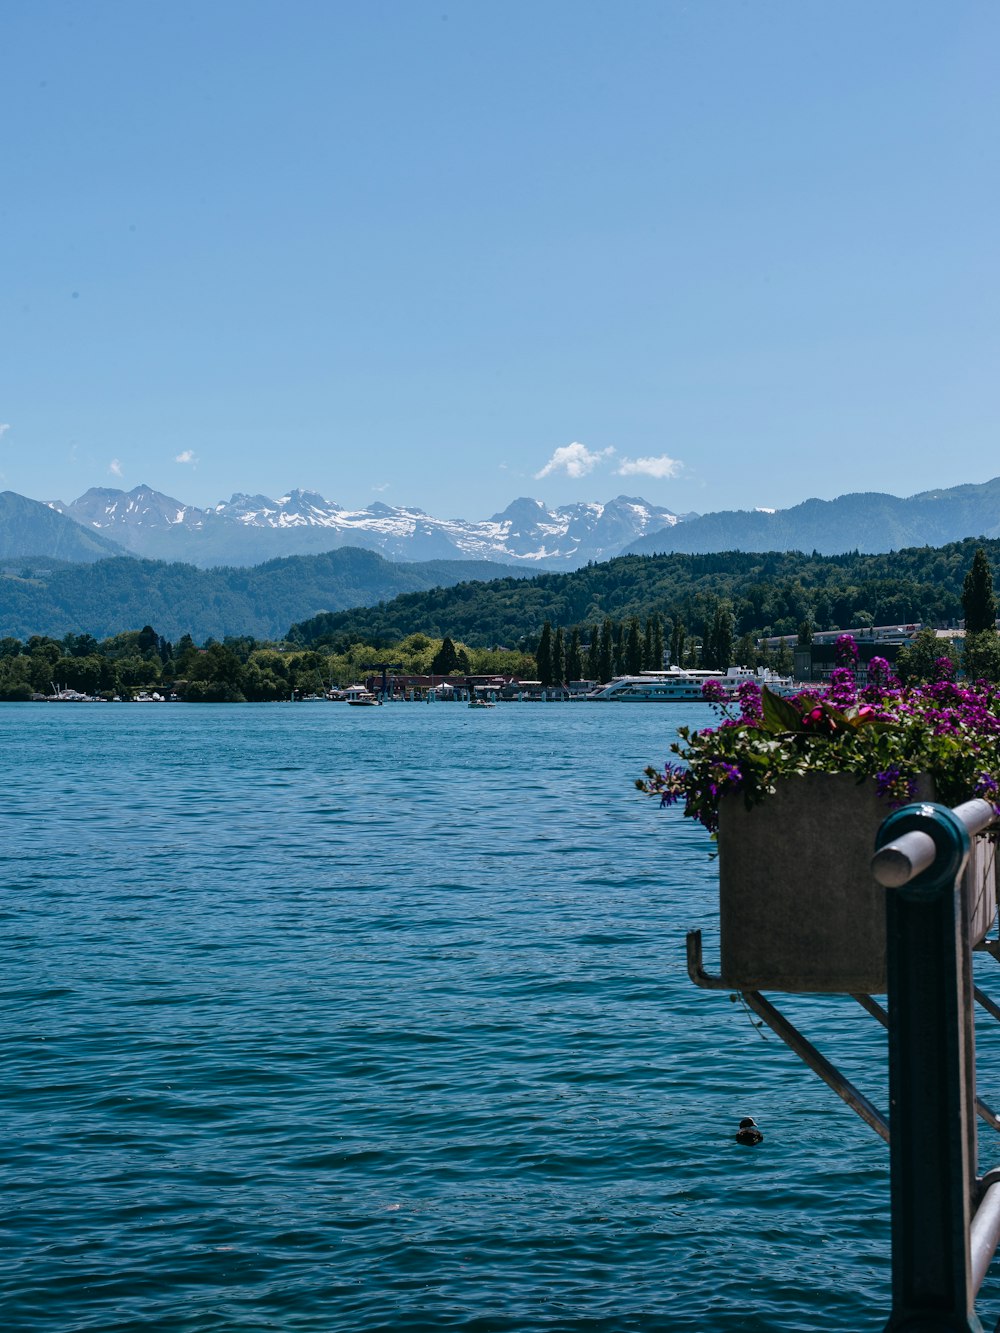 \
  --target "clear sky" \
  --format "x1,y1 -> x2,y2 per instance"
2,1 -> 998,520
